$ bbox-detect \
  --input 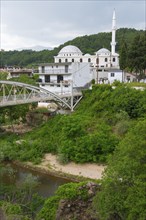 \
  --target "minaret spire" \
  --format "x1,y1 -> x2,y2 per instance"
111,9 -> 117,55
